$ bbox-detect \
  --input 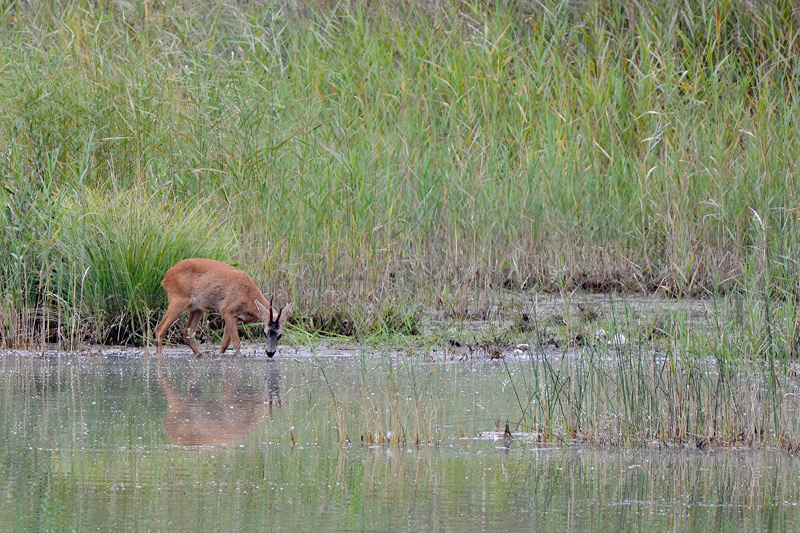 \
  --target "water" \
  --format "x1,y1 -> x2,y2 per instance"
1,349 -> 799,531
